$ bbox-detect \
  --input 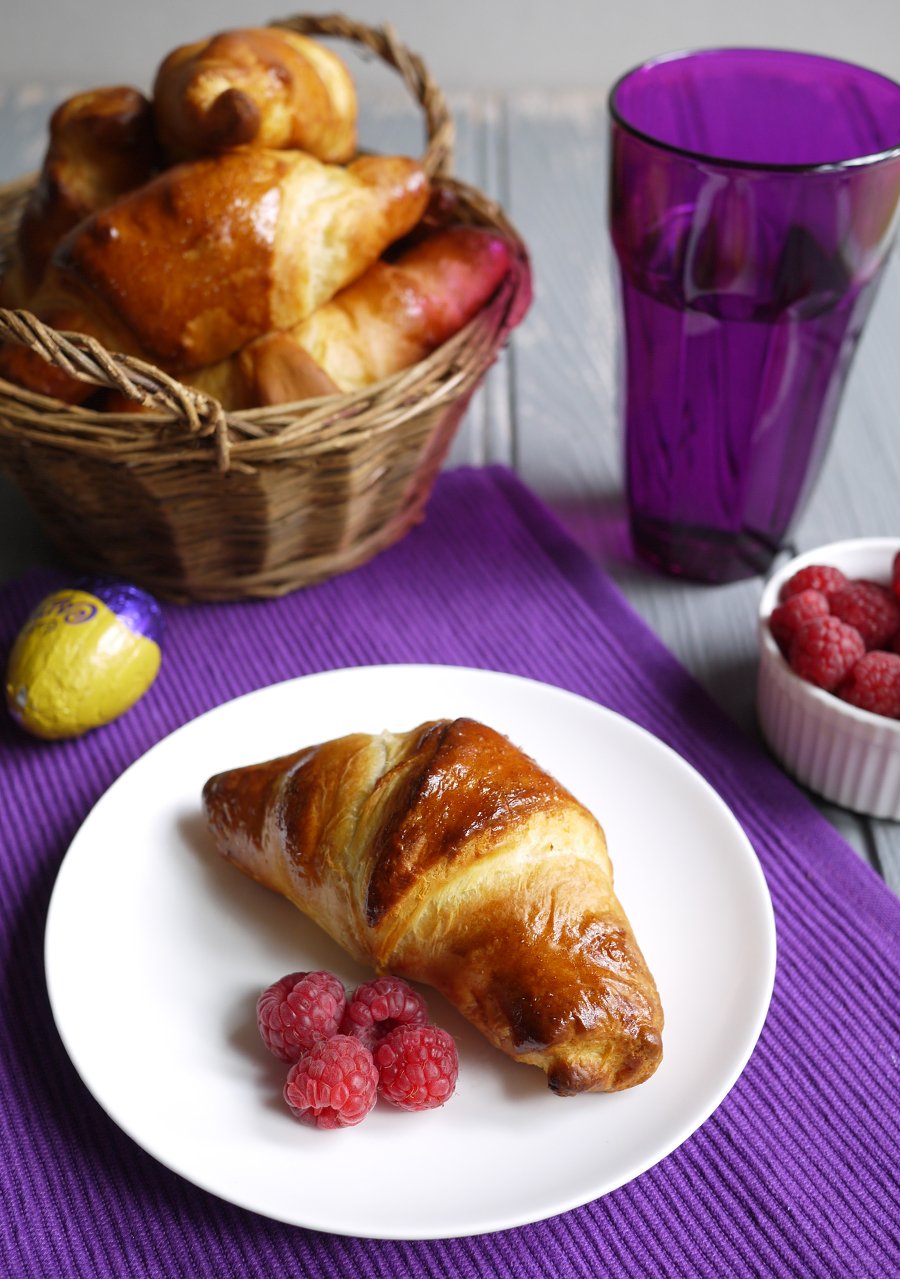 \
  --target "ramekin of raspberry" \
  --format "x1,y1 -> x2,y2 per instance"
757,538 -> 900,819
